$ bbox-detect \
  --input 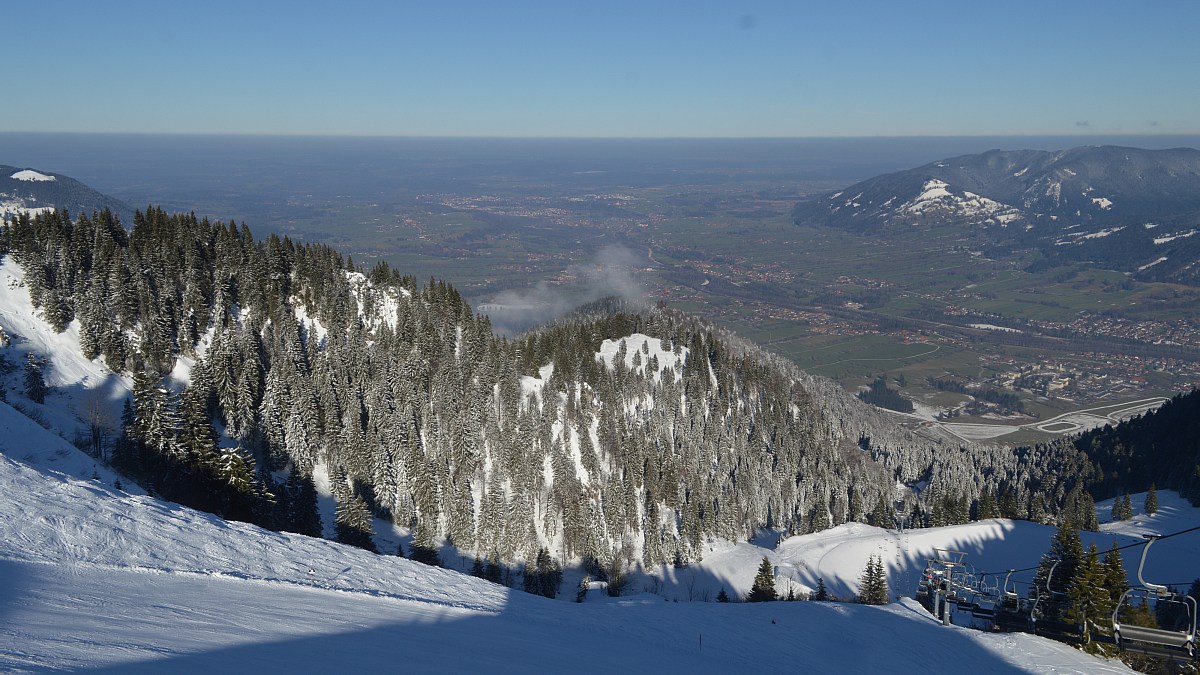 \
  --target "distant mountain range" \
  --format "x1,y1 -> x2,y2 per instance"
793,146 -> 1200,284
1,165 -> 133,223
